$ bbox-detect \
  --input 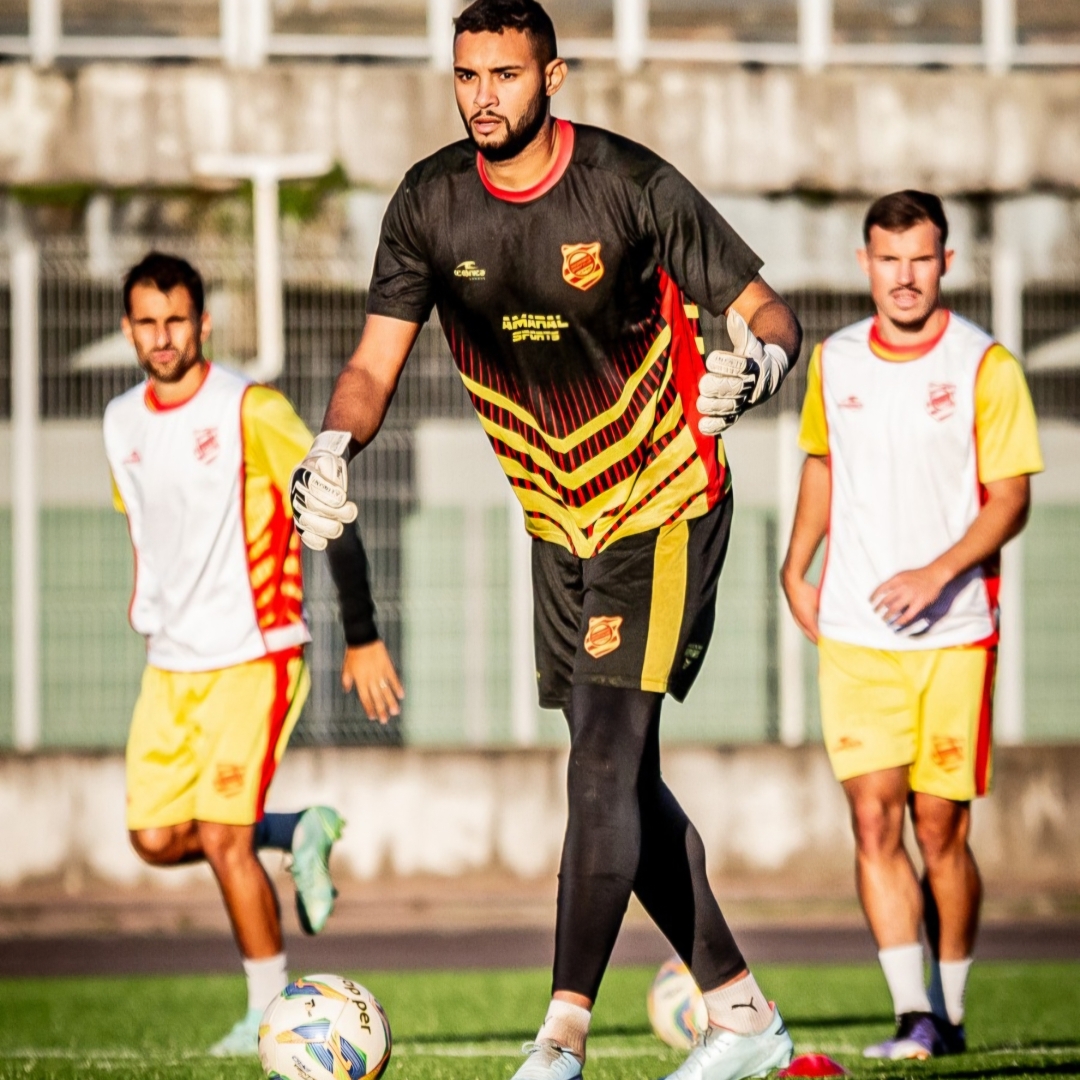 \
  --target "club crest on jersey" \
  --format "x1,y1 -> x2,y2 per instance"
584,615 -> 623,659
561,242 -> 604,291
193,427 -> 220,463
926,382 -> 957,421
